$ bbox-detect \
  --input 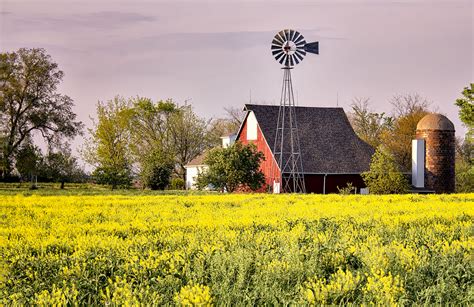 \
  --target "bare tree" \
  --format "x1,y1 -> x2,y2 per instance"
390,94 -> 432,118
348,97 -> 393,148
